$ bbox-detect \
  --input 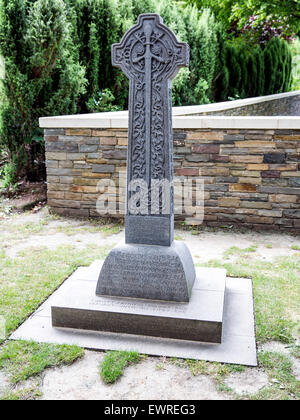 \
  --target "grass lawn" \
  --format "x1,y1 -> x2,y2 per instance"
0,209 -> 115,399
0,208 -> 299,399
197,248 -> 300,344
